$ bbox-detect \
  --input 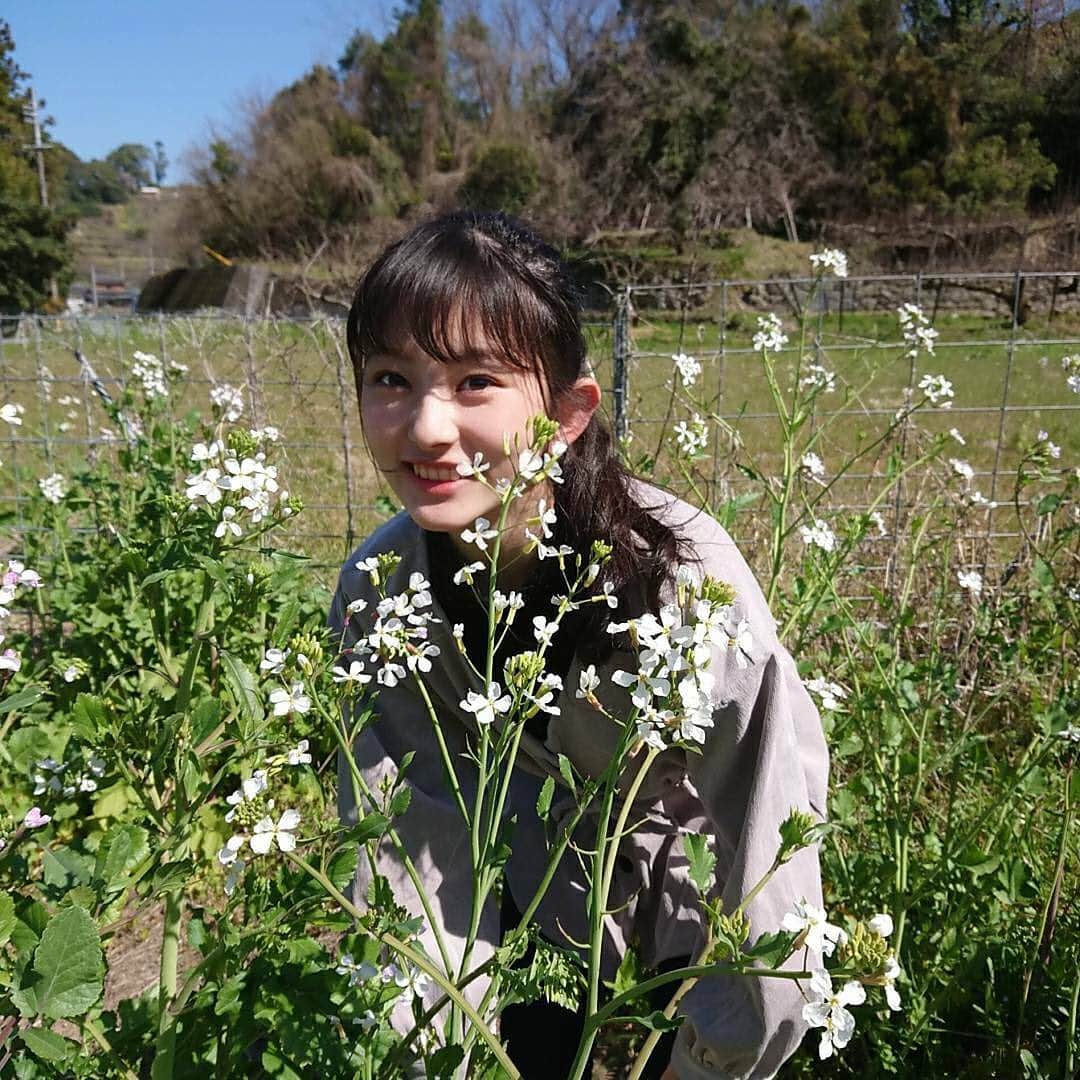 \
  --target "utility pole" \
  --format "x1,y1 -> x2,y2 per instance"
23,87 -> 49,208
23,87 -> 59,304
